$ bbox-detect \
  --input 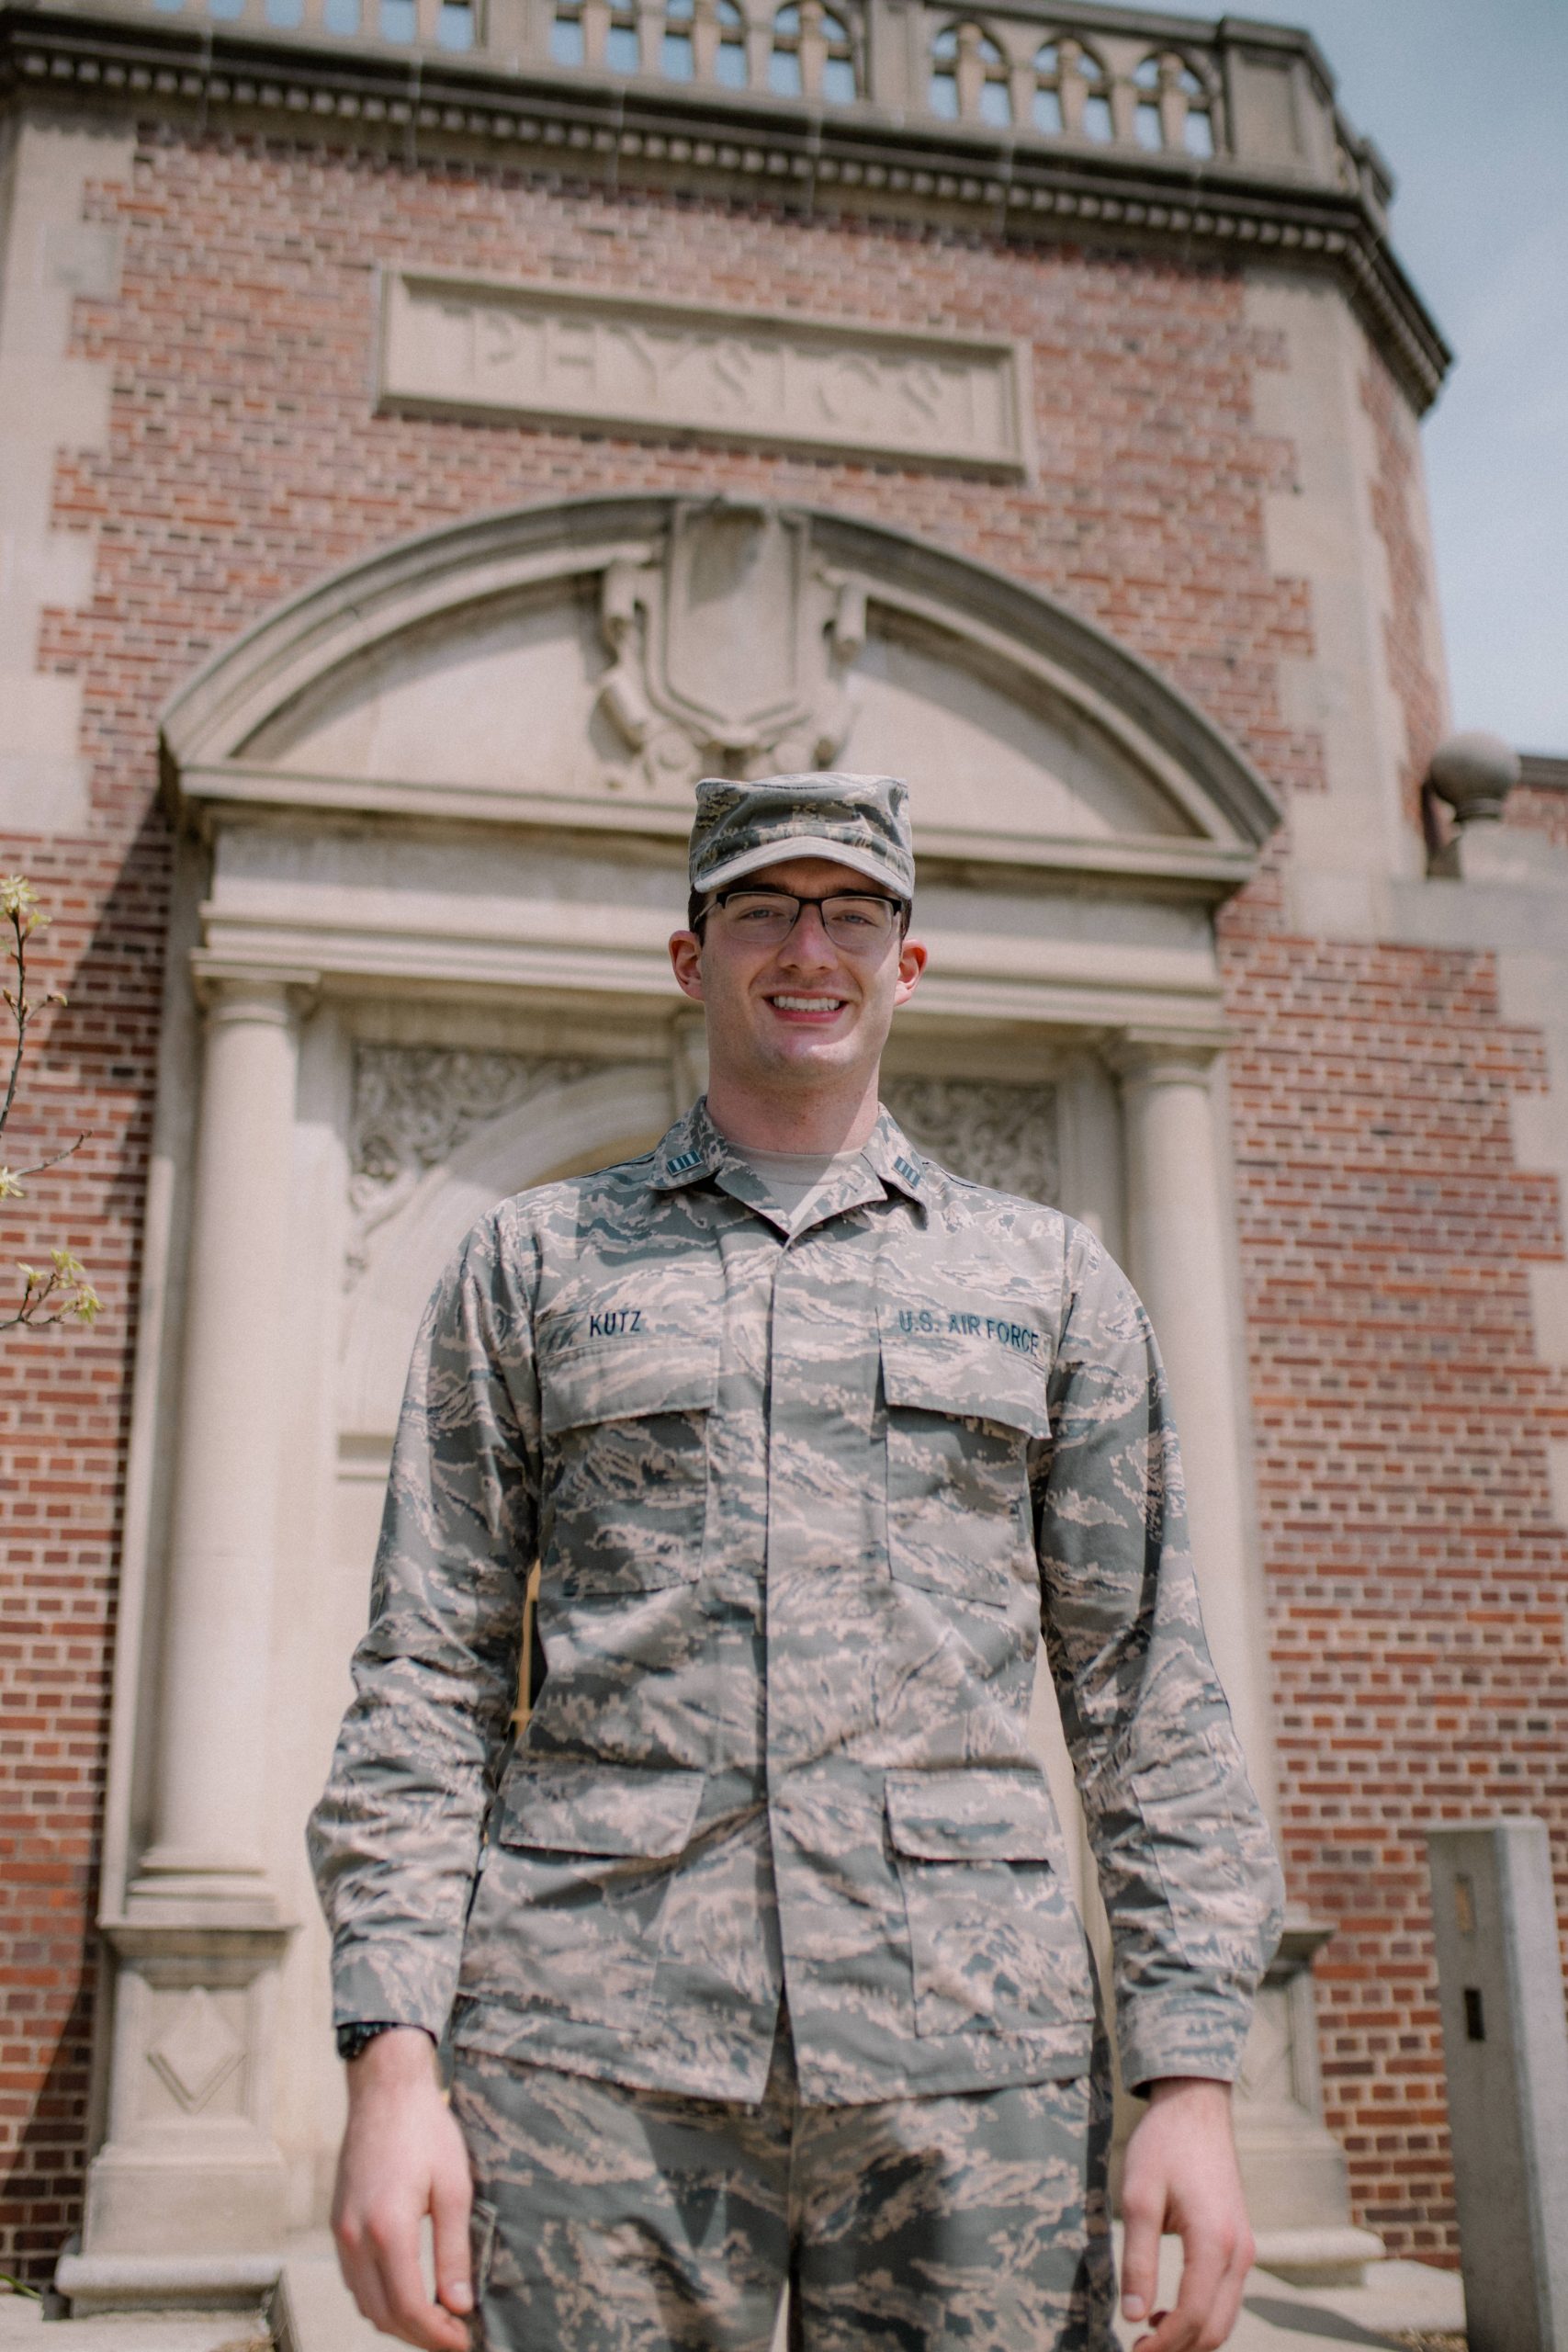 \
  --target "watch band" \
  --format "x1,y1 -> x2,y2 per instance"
336,2019 -> 423,2064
